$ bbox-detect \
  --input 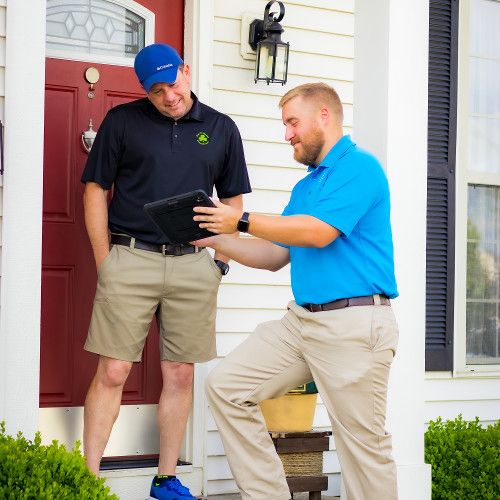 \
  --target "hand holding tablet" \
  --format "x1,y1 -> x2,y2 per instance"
144,190 -> 215,244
